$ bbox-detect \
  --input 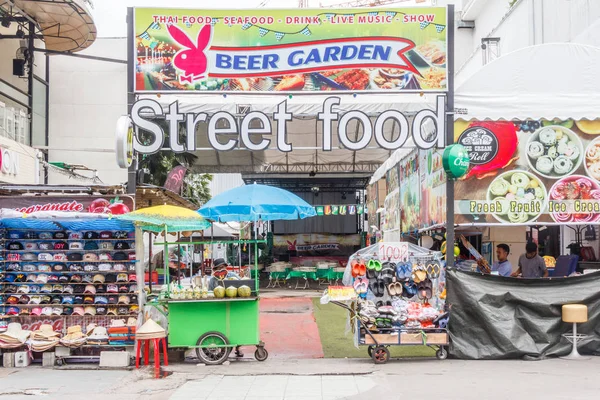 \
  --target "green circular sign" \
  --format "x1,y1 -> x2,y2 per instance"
443,144 -> 470,179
